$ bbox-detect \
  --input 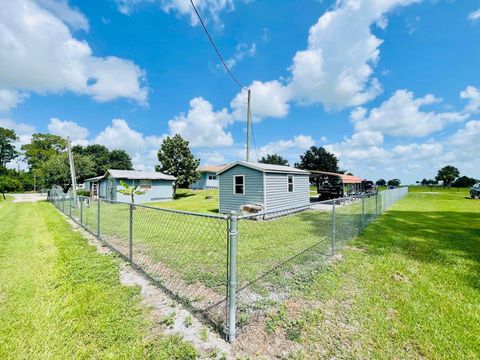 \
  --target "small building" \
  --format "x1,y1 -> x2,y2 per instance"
217,161 -> 311,213
190,165 -> 226,190
309,170 -> 363,198
84,169 -> 176,204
